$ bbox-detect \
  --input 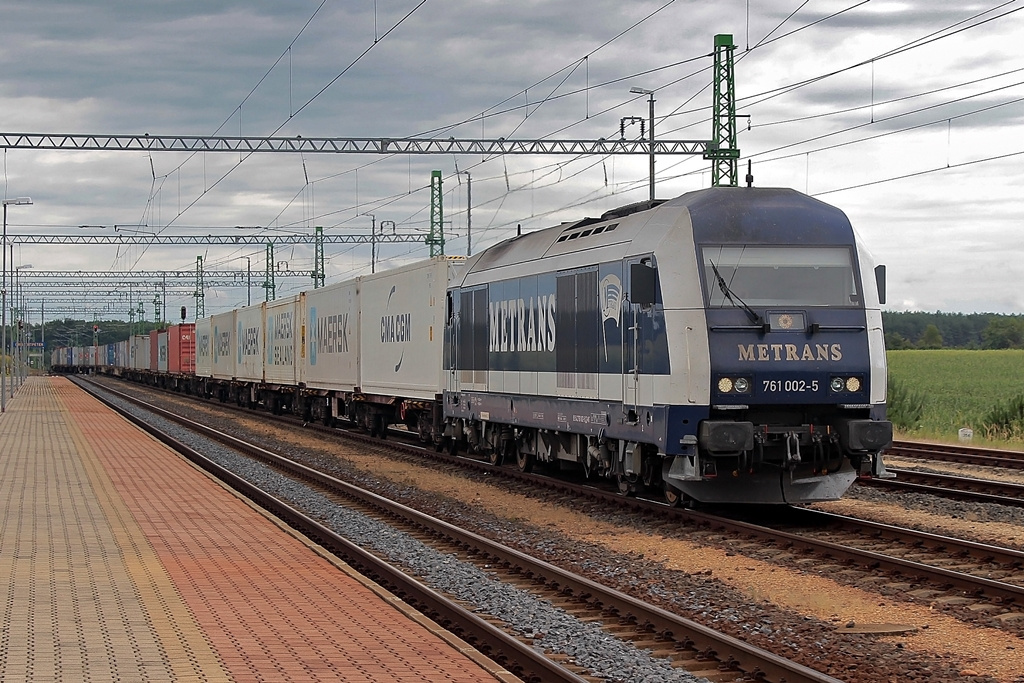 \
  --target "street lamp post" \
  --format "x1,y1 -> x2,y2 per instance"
629,87 -> 656,202
15,265 -> 32,389
2,197 -> 32,413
